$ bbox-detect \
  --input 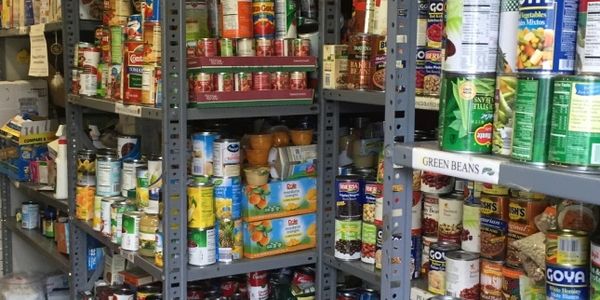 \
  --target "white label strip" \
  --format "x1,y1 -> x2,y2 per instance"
412,147 -> 501,184
115,103 -> 143,117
